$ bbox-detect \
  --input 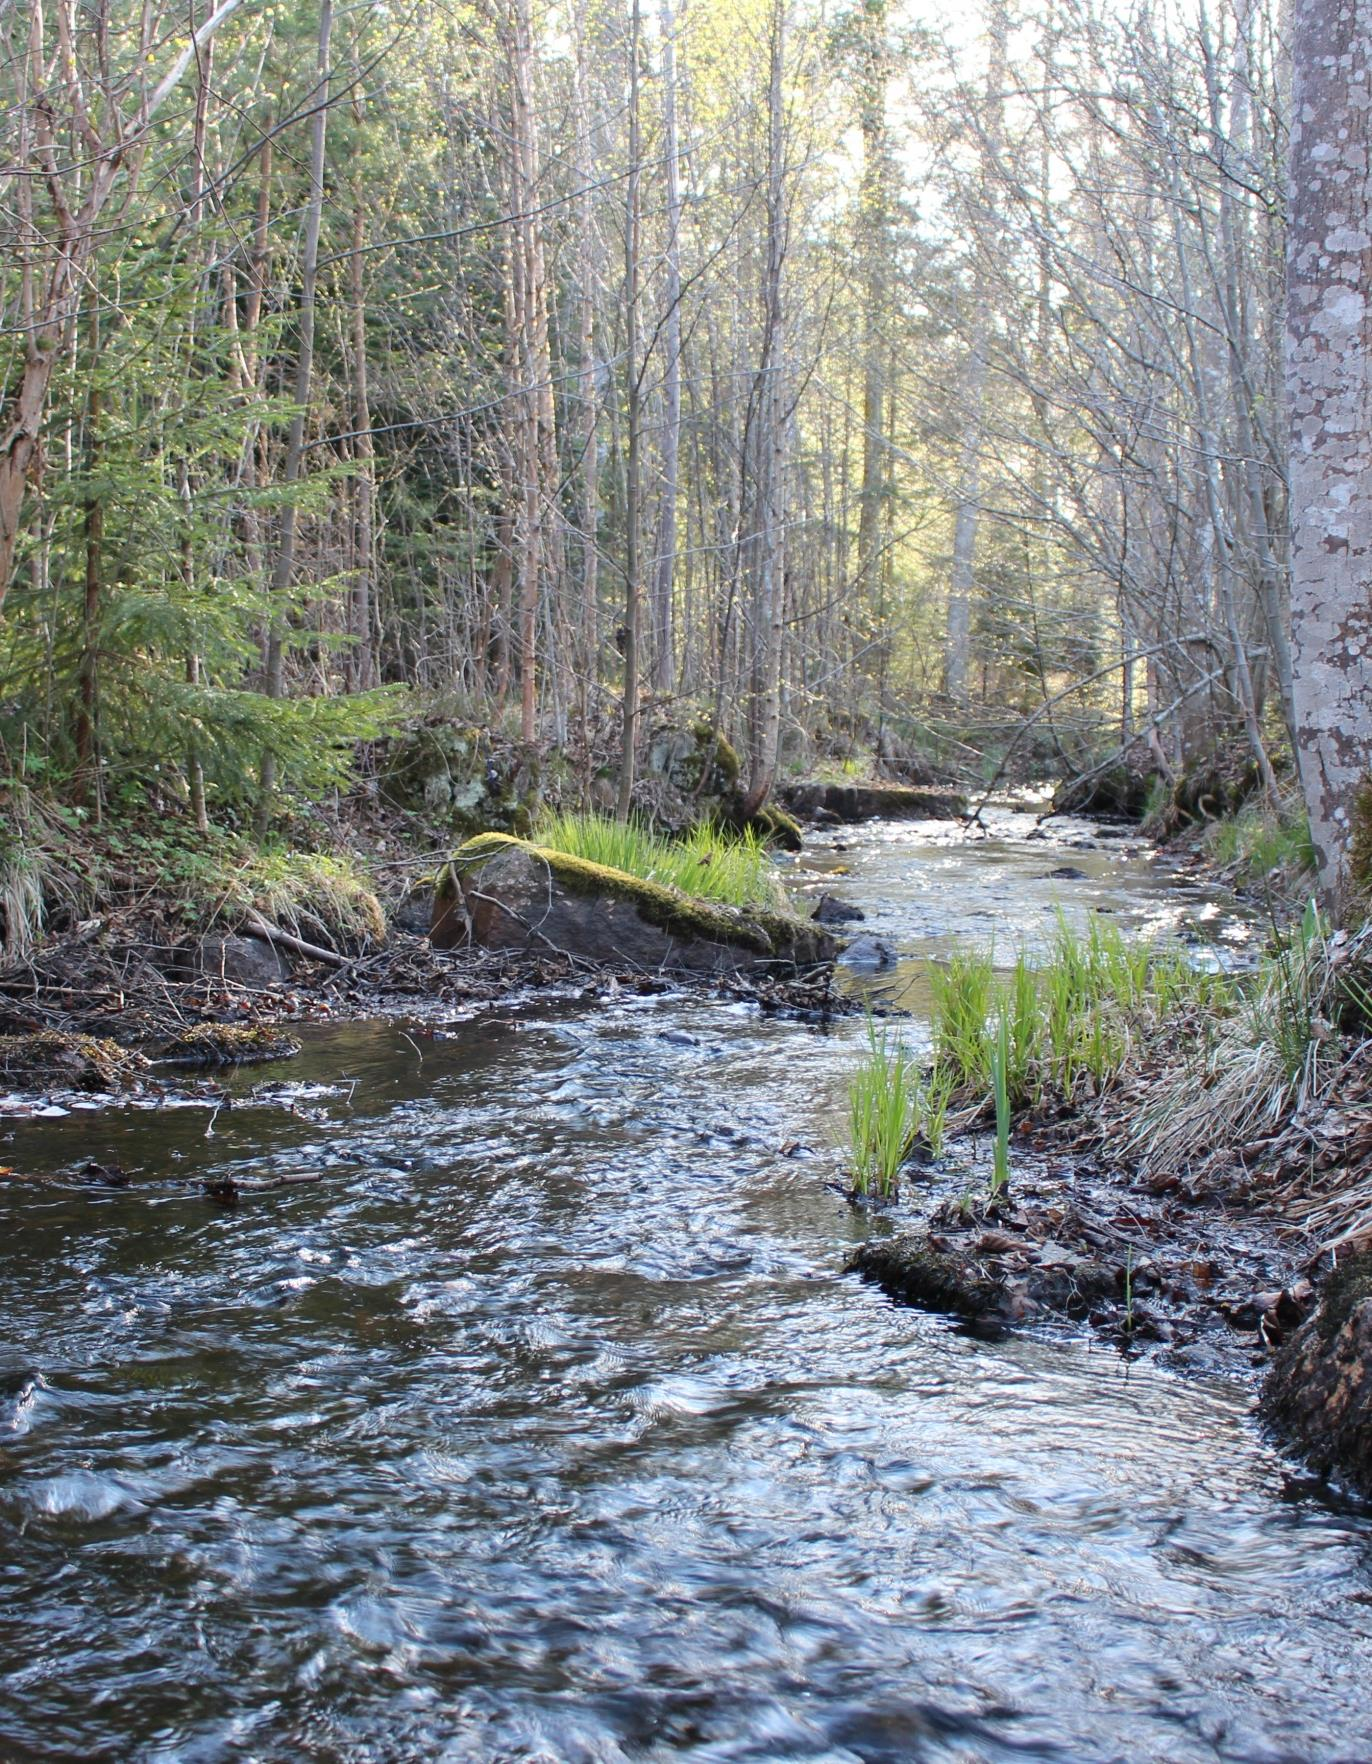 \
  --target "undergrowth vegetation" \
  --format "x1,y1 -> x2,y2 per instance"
535,811 -> 784,911
1207,796 -> 1317,890
847,906 -> 1372,1204
848,1019 -> 921,1201
0,782 -> 386,958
